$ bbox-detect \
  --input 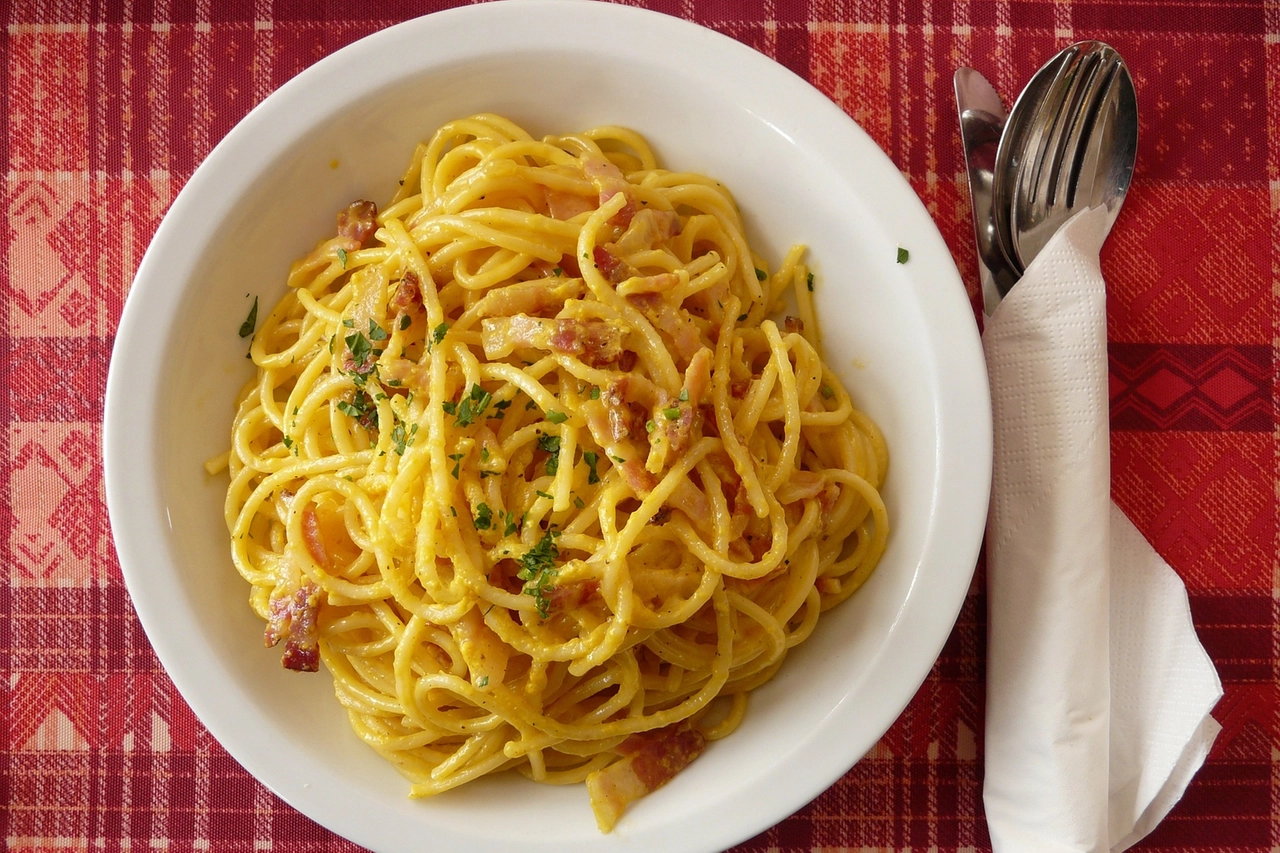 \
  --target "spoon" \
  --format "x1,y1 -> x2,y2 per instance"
993,41 -> 1138,272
